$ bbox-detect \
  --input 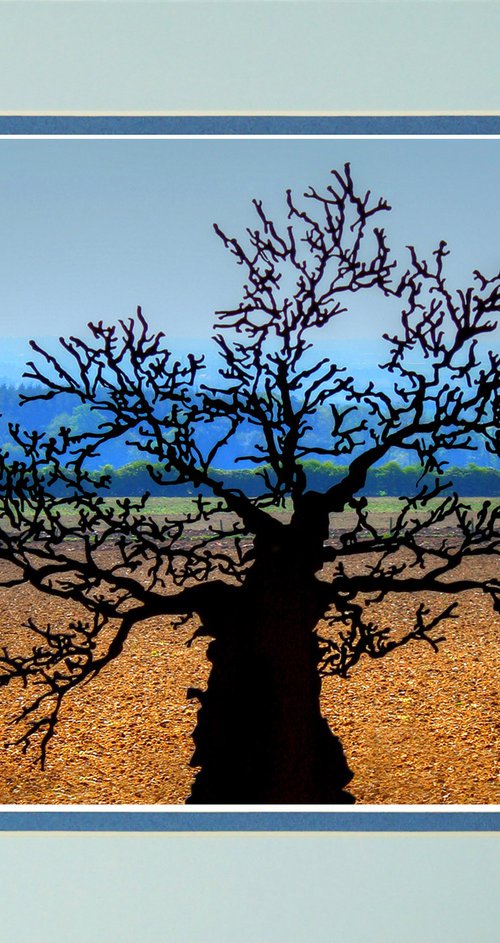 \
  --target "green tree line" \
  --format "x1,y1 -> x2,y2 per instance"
95,459 -> 500,498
